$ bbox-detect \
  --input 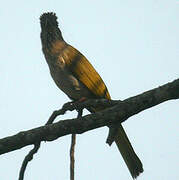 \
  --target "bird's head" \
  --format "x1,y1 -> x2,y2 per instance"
40,12 -> 58,30
40,12 -> 64,47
